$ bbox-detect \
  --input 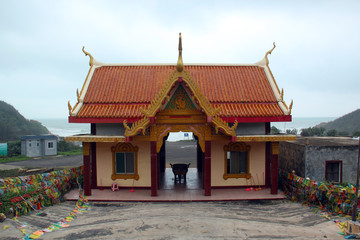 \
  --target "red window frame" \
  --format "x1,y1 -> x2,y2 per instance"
325,160 -> 342,183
